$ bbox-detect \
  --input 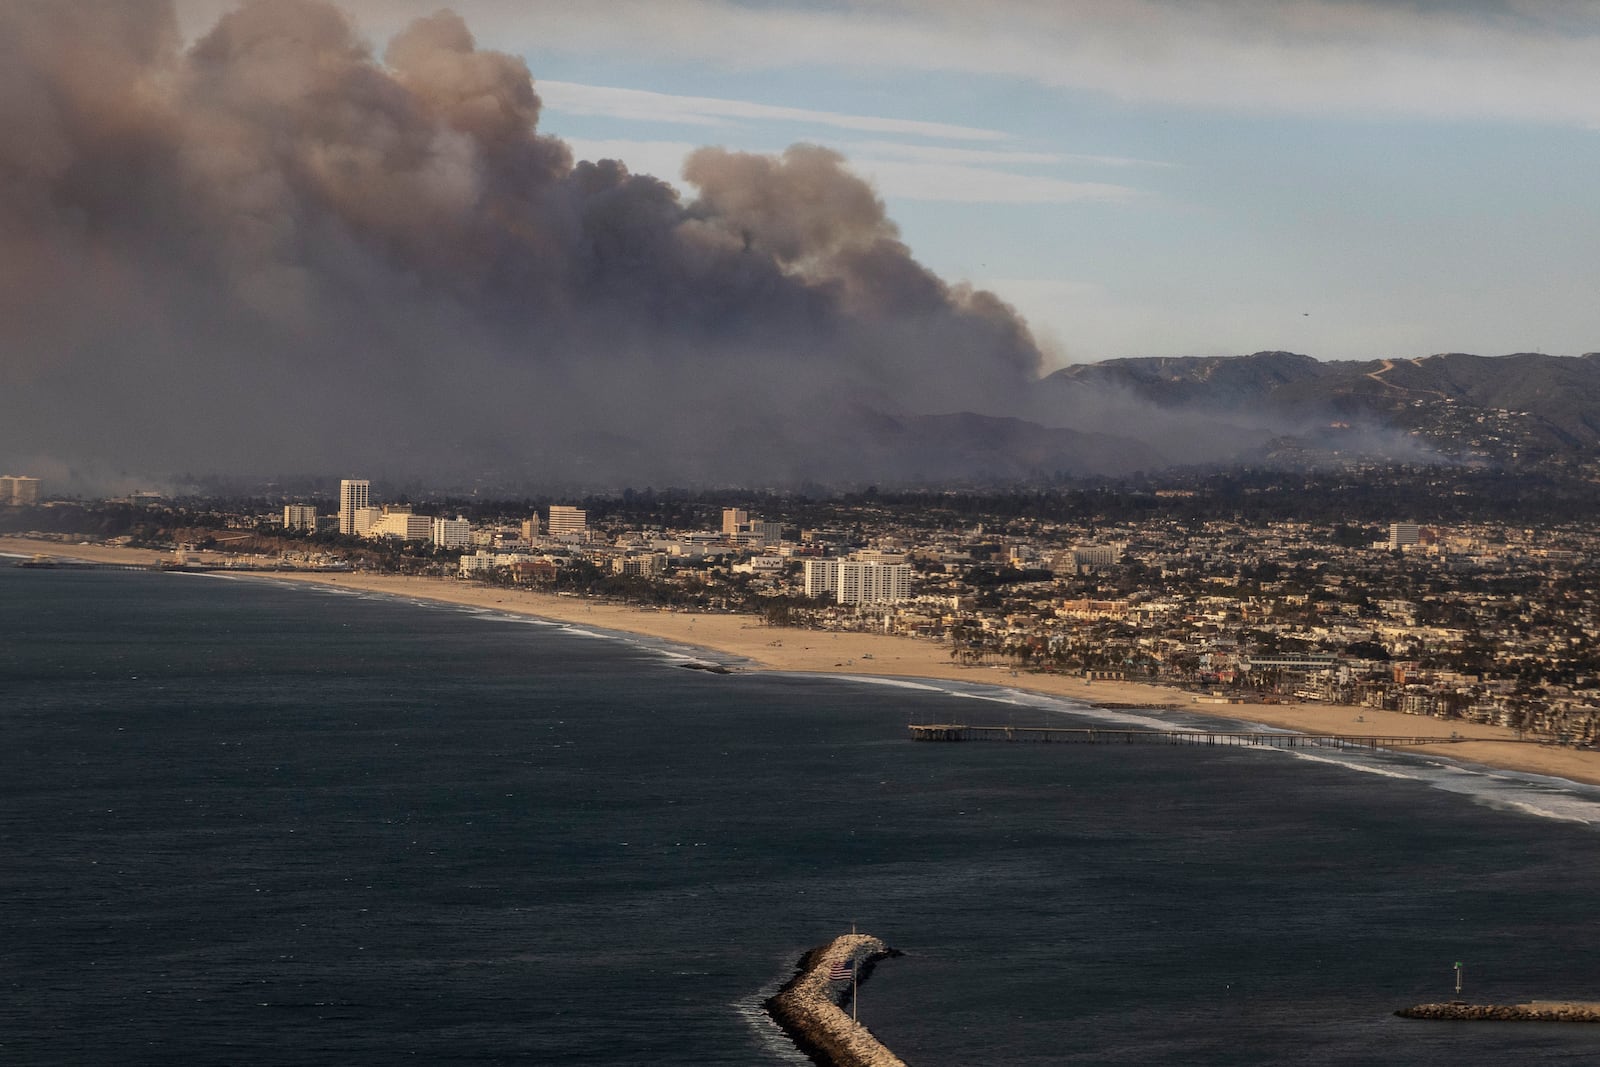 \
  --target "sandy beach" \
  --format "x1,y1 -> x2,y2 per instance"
8,535 -> 1600,786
